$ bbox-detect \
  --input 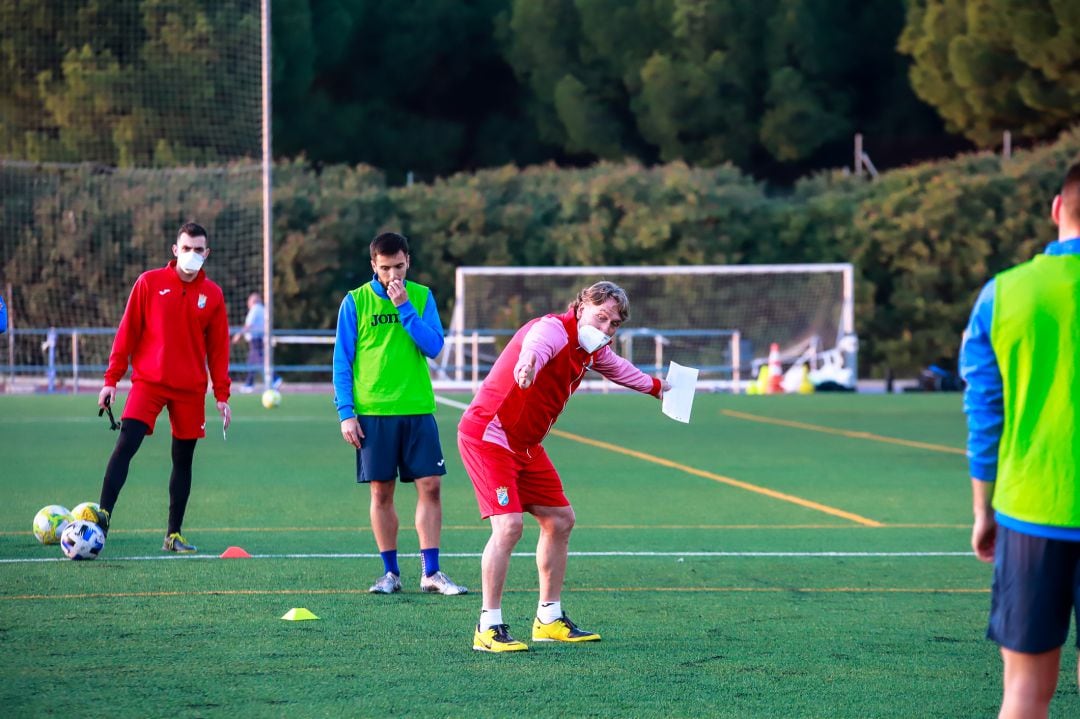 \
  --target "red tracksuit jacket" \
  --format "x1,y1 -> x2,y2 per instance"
459,310 -> 660,452
104,261 -> 231,402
